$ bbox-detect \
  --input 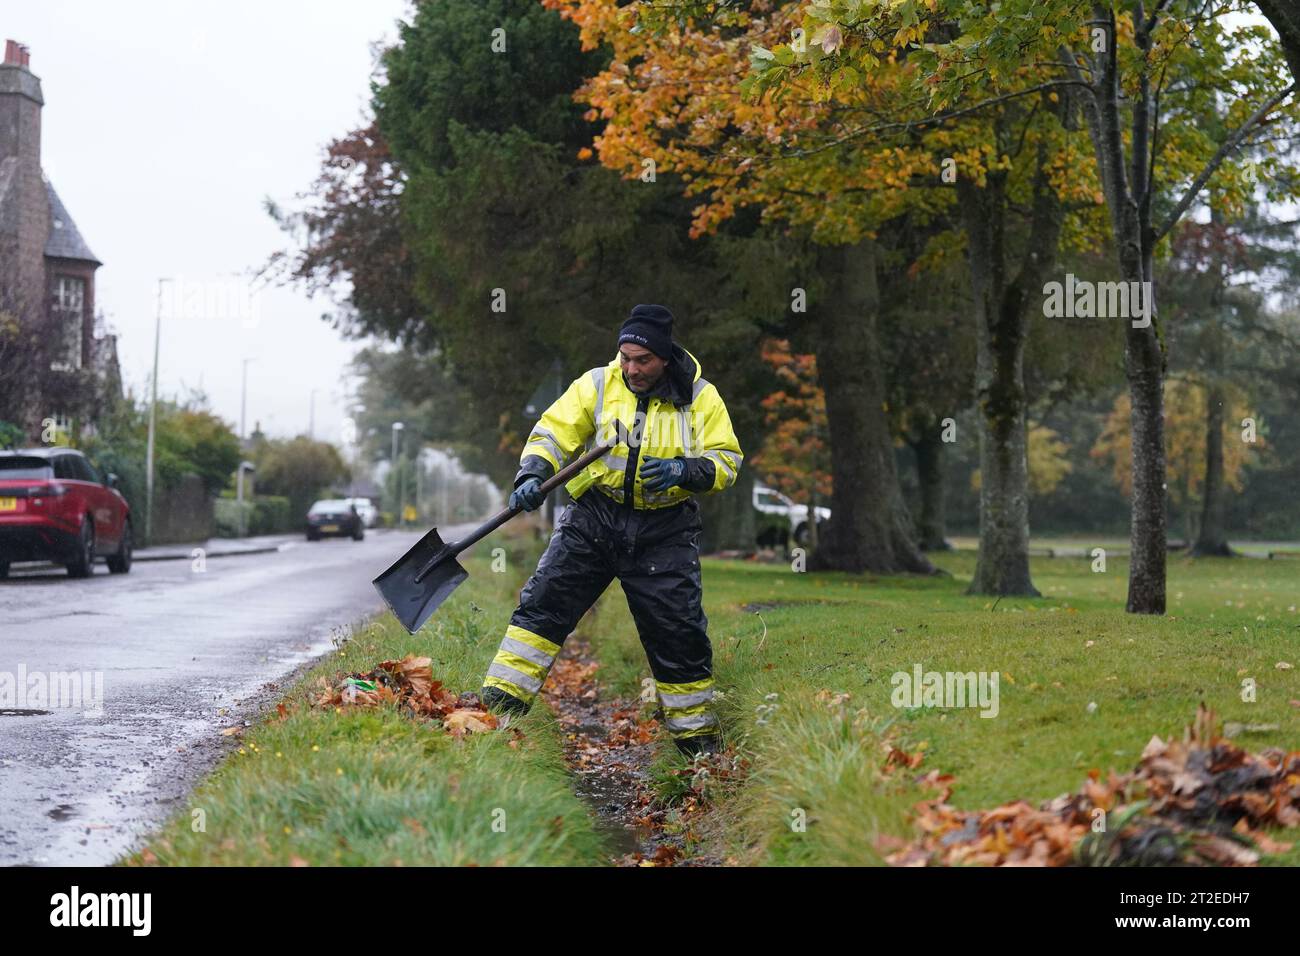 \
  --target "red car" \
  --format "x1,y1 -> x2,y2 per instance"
0,448 -> 133,578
